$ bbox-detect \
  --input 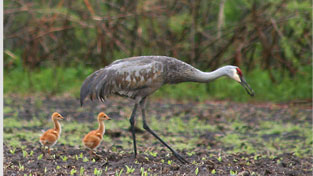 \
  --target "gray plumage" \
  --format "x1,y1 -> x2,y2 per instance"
81,56 -> 206,105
